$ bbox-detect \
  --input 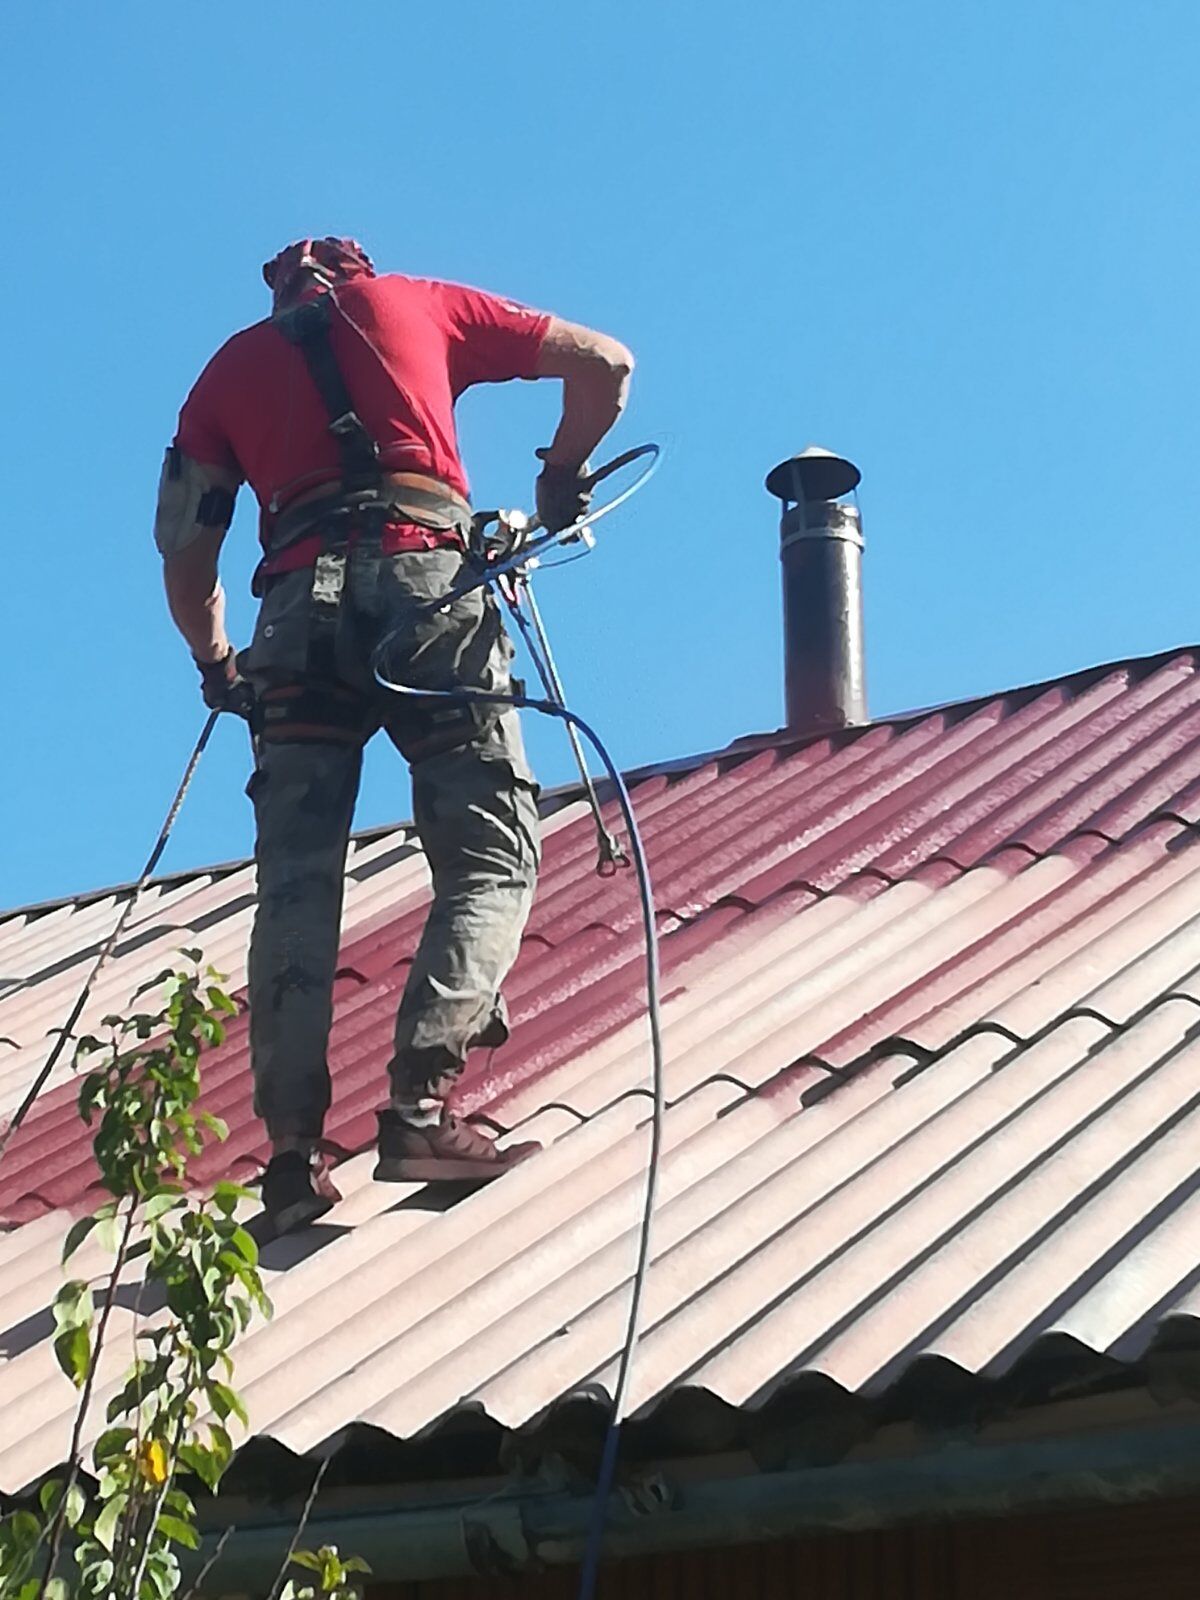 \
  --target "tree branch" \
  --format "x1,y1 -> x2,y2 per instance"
265,1457 -> 331,1600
